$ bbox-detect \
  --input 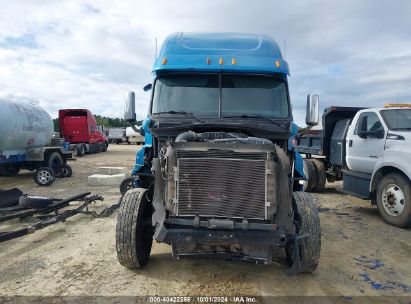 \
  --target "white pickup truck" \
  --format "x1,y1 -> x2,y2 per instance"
297,104 -> 411,227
